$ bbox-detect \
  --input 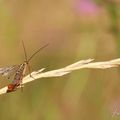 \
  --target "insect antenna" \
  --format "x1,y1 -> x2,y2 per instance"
22,40 -> 28,62
27,43 -> 49,63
